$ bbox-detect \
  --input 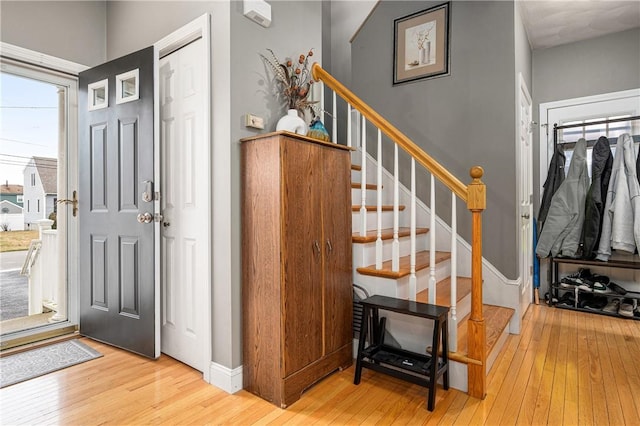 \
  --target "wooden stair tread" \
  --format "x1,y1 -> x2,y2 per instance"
351,182 -> 379,190
415,277 -> 472,307
352,227 -> 429,243
356,250 -> 451,279
352,205 -> 406,212
351,164 -> 361,171
455,304 -> 515,359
